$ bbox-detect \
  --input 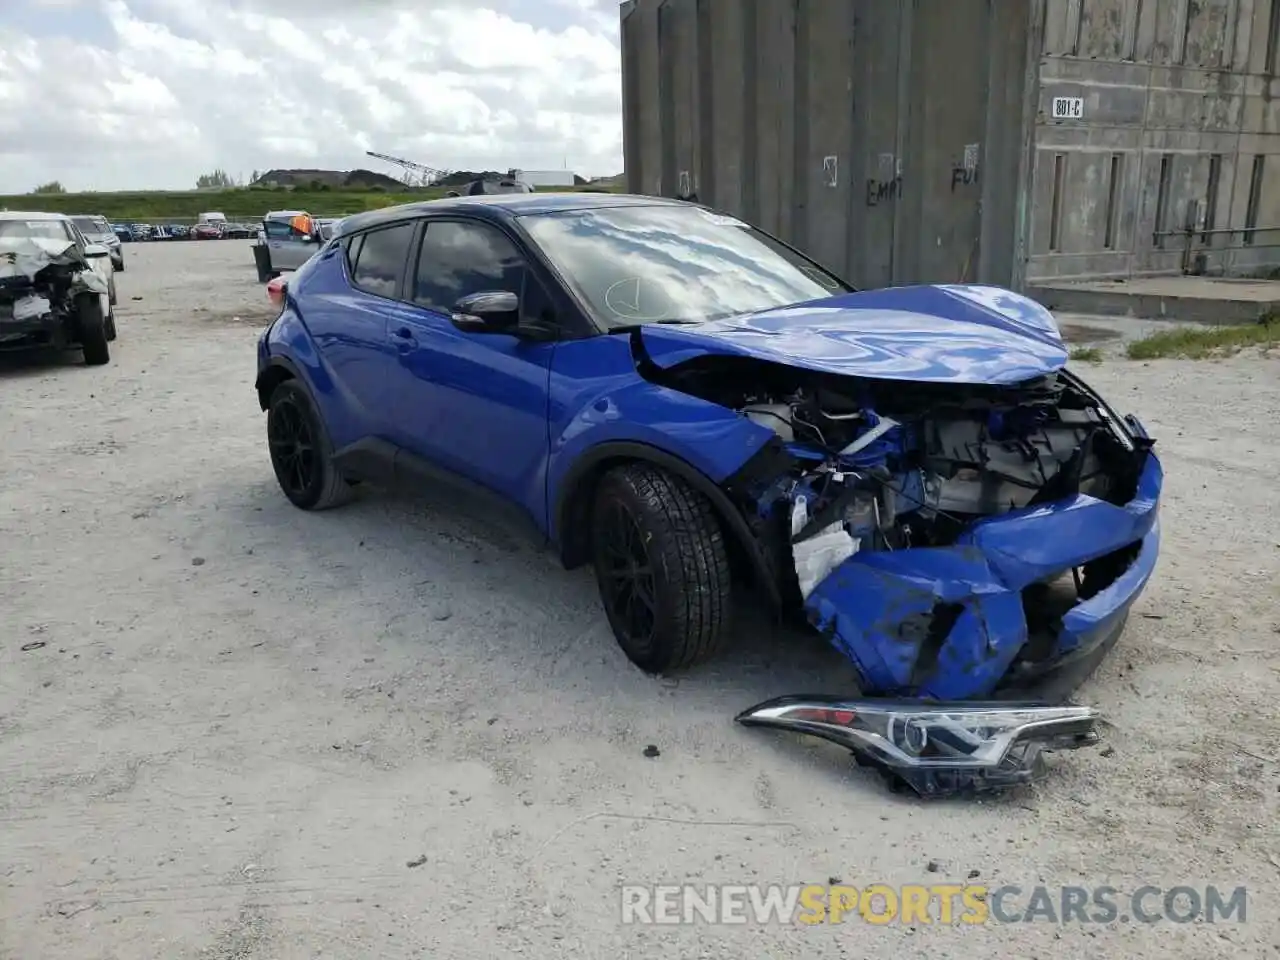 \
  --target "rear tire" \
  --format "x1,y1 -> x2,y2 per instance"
76,294 -> 110,366
266,380 -> 353,511
590,463 -> 733,673
105,311 -> 117,342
